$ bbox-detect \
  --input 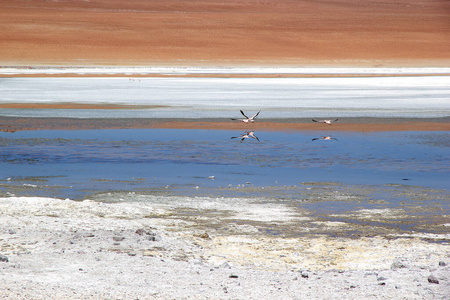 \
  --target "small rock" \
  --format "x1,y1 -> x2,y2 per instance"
113,236 -> 125,242
219,262 -> 232,269
136,229 -> 159,241
146,235 -> 158,241
8,229 -> 16,235
378,282 -> 386,286
438,261 -> 446,267
0,255 -> 8,262
300,271 -> 309,278
364,271 -> 377,276
194,232 -> 211,239
428,275 -> 439,284
377,276 -> 387,281
391,260 -> 407,270
229,274 -> 238,278
128,252 -> 136,256
135,229 -> 147,235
